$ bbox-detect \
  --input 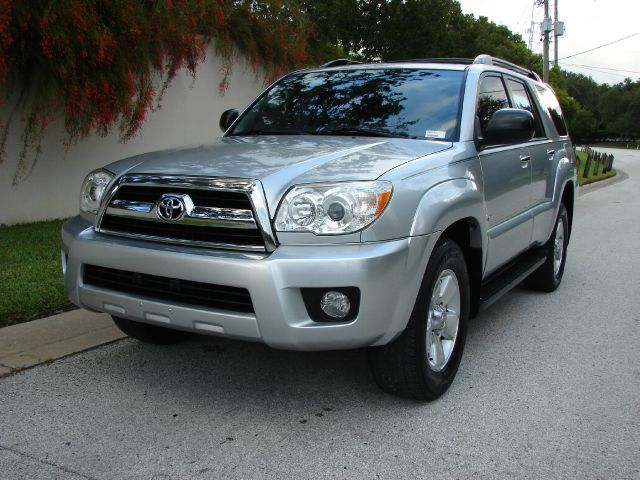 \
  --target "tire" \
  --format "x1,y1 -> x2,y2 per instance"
368,238 -> 470,401
525,203 -> 569,292
111,316 -> 191,345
